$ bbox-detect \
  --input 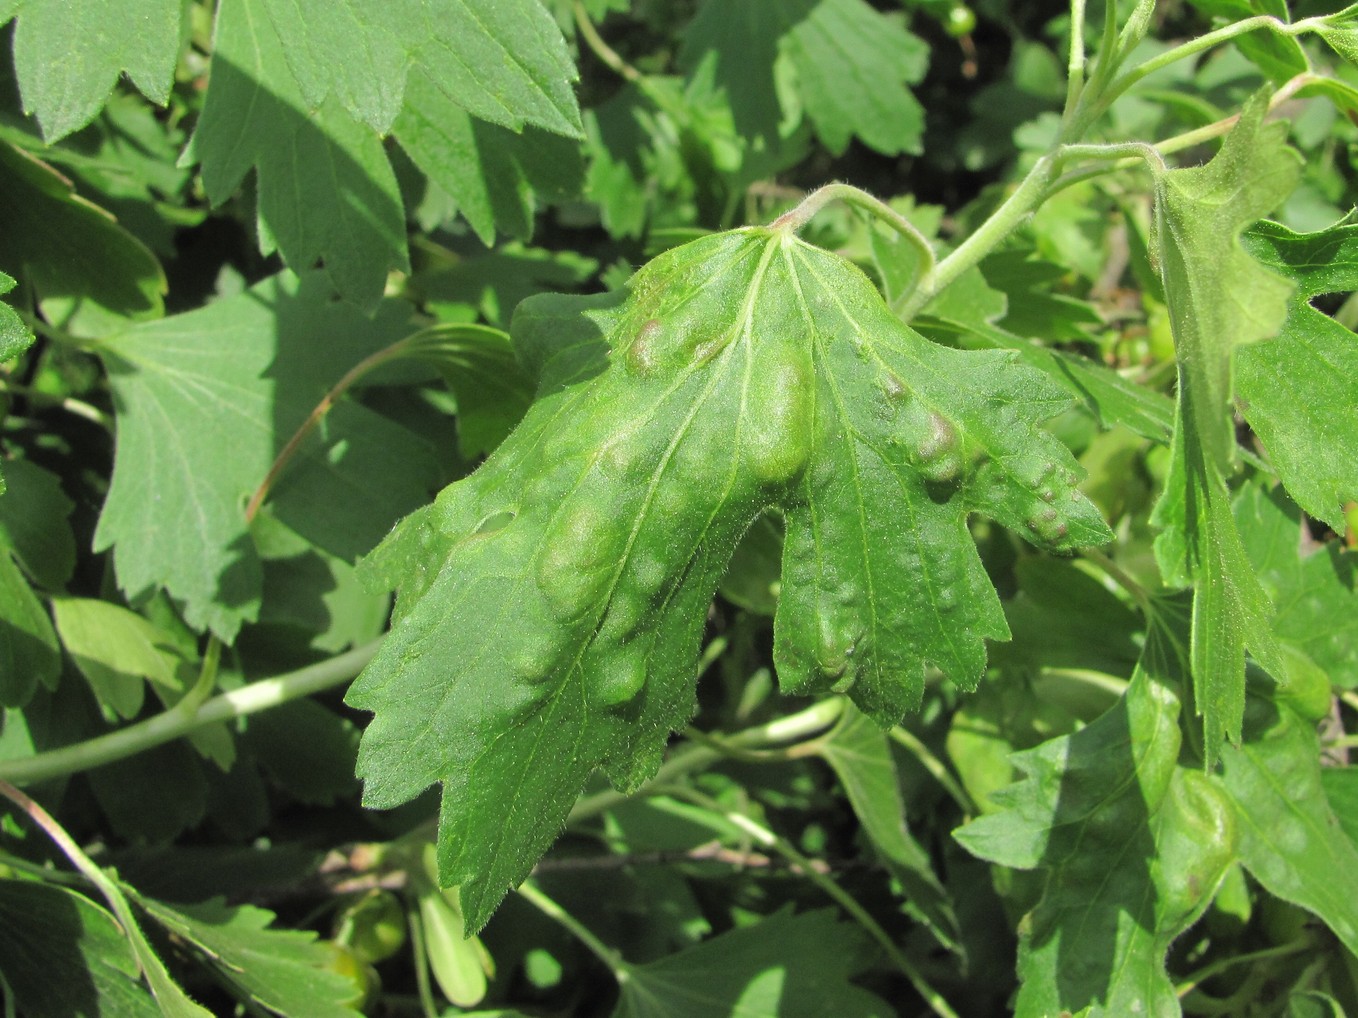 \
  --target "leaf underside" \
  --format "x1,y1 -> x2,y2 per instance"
347,226 -> 1110,930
